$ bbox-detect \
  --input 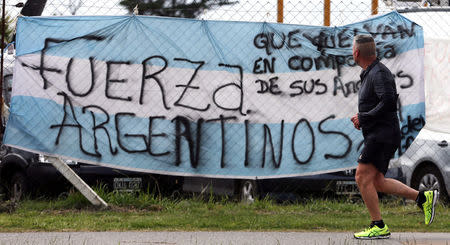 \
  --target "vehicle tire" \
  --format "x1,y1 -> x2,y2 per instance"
9,172 -> 28,202
239,179 -> 258,204
411,165 -> 448,202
